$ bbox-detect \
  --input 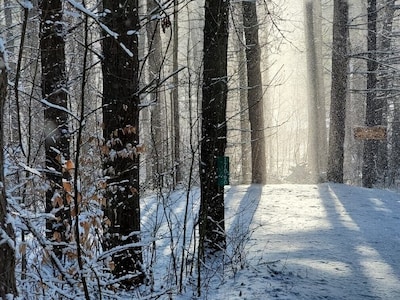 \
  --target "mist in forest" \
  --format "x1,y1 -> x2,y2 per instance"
227,0 -> 332,184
